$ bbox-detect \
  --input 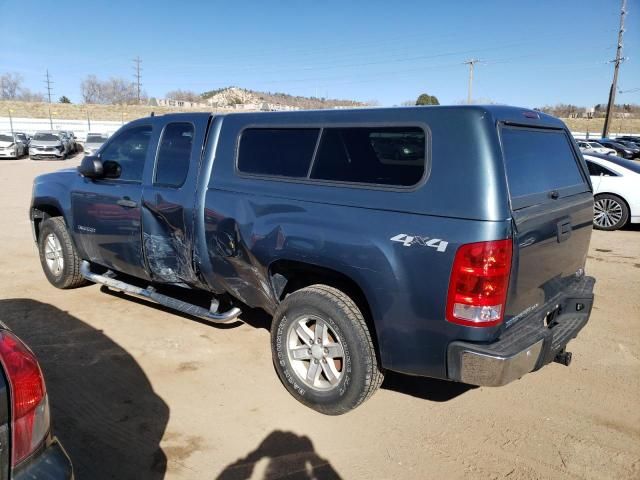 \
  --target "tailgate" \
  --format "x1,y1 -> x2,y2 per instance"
500,126 -> 593,321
